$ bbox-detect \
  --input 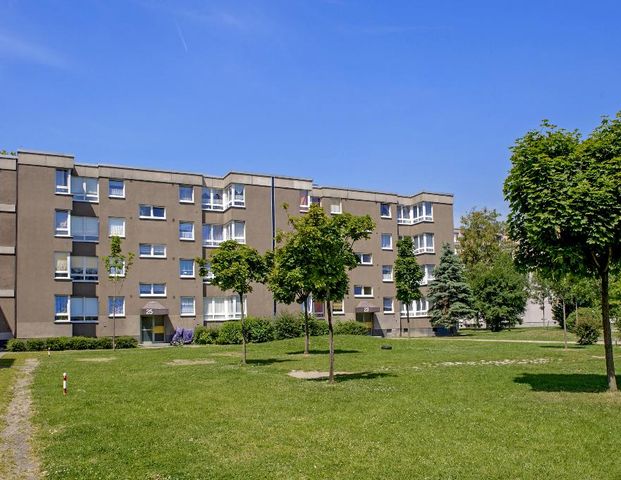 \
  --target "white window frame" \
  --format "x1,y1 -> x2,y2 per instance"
226,183 -> 245,208
204,295 -> 245,321
70,297 -> 99,323
203,224 -> 224,247
414,202 -> 433,223
54,295 -> 70,322
381,233 -> 393,251
70,256 -> 99,282
401,298 -> 429,317
108,296 -> 125,317
108,217 -> 126,238
179,221 -> 195,241
330,200 -> 342,215
71,176 -> 99,203
332,299 -> 345,315
382,265 -> 393,282
354,285 -> 373,298
139,244 -> 167,258
202,187 -> 224,211
383,297 -> 394,314
380,203 -> 392,219
180,296 -> 196,316
179,259 -> 195,278
55,169 -> 71,195
356,253 -> 373,265
299,190 -> 310,211
108,259 -> 126,278
202,262 -> 214,283
397,205 -> 412,225
203,221 -> 245,247
54,252 -> 70,279
109,179 -> 125,198
139,204 -> 166,220
413,233 -> 435,255
421,264 -> 435,285
179,185 -> 194,204
55,210 -> 71,237
72,216 -> 99,242
139,283 -> 167,297
306,298 -> 325,318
